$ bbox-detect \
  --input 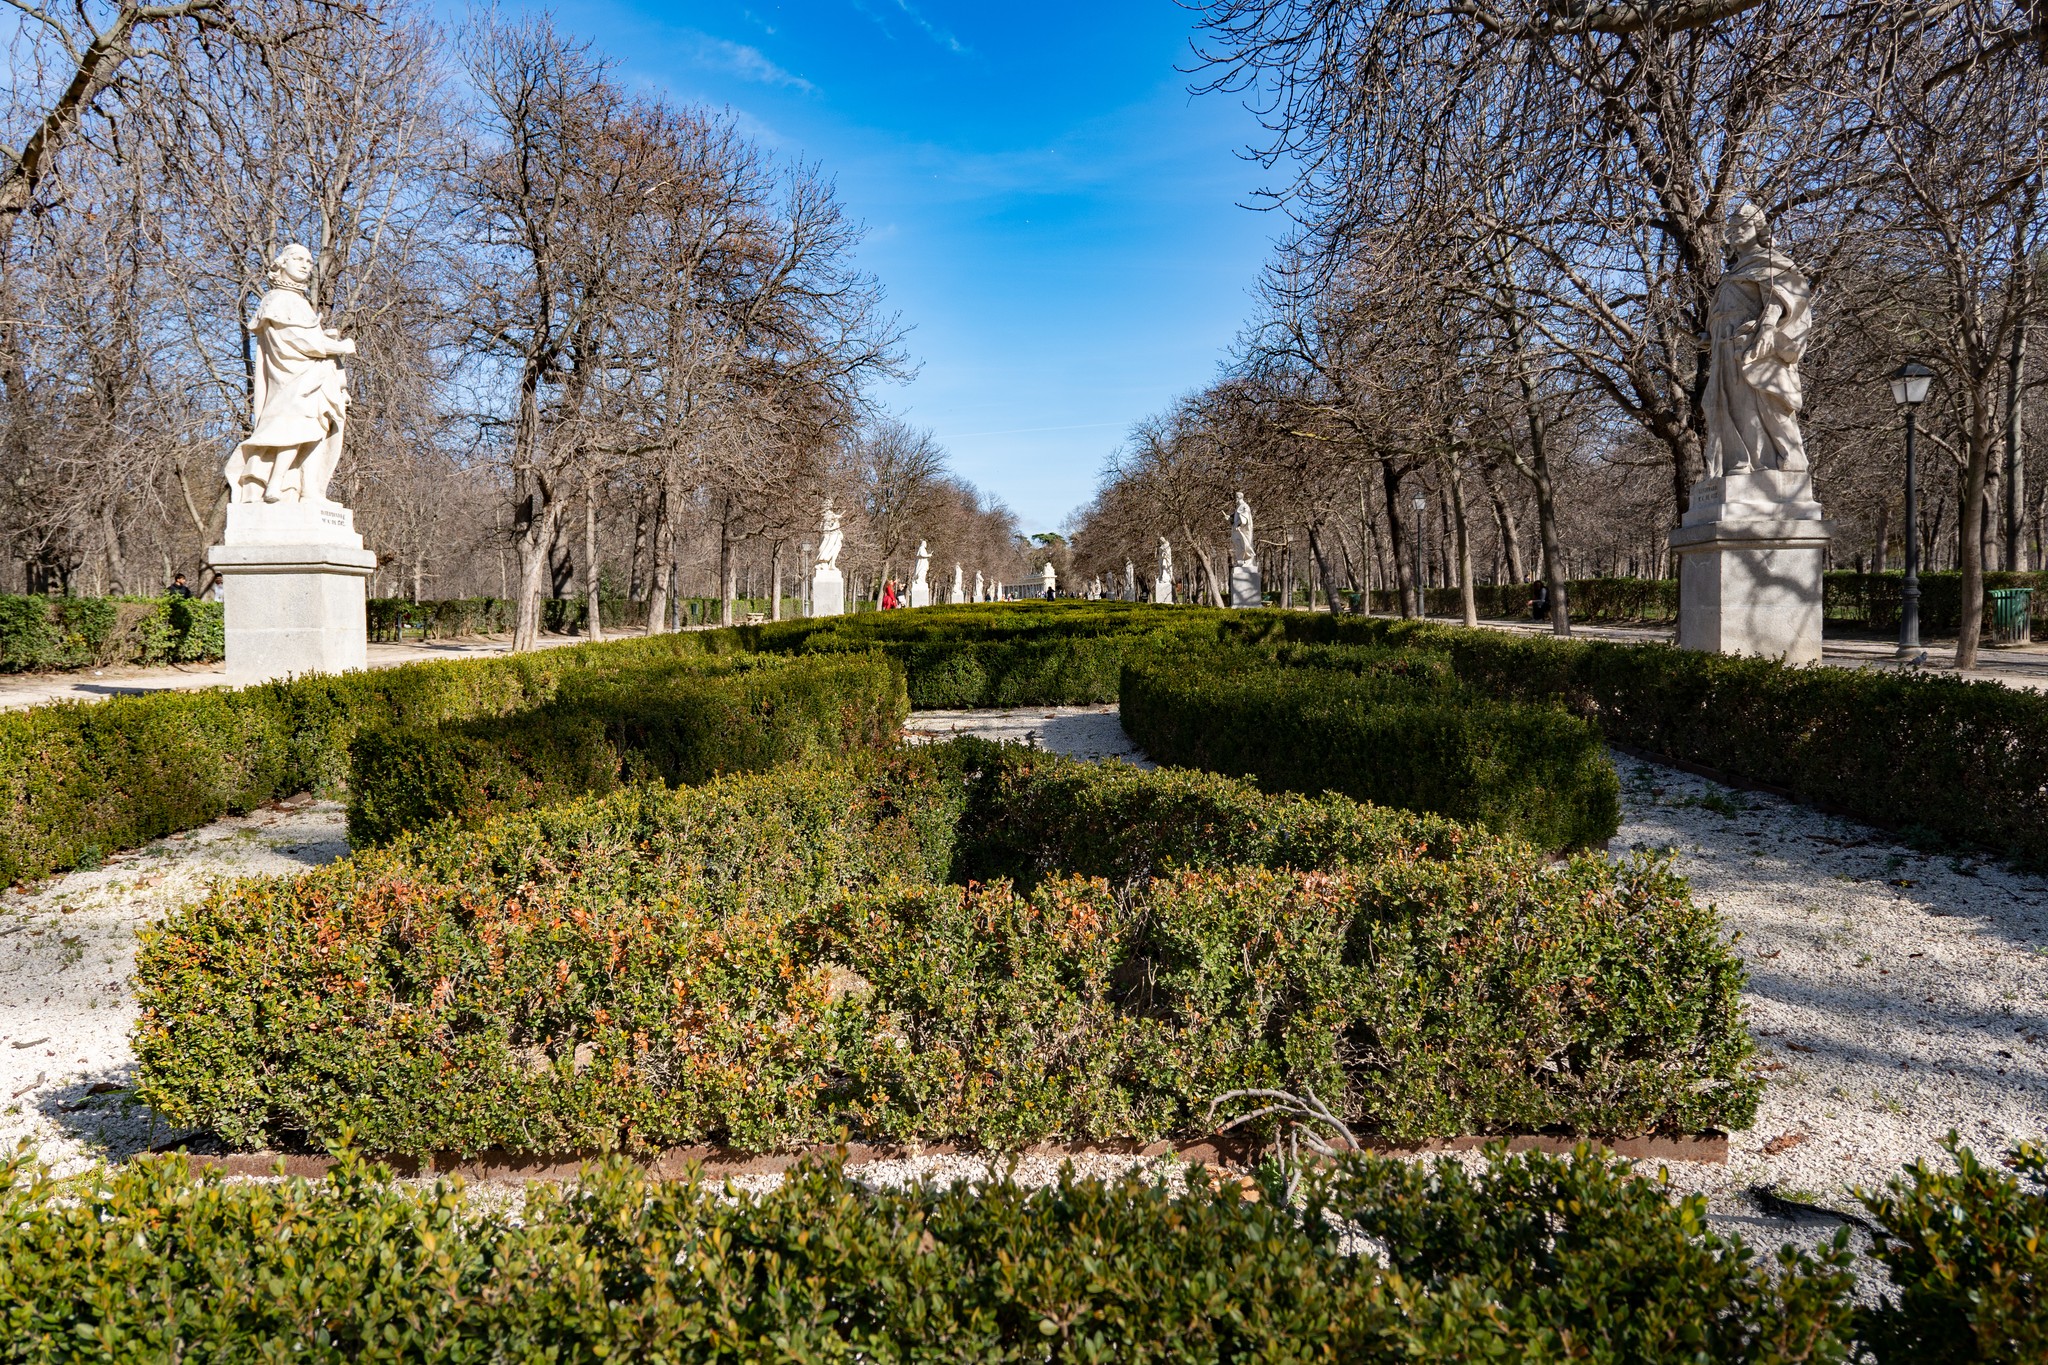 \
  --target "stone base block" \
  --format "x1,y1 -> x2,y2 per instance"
1152,579 -> 1173,604
1669,519 -> 1831,665
810,567 -> 845,618
1682,470 -> 1823,527
209,542 -> 377,686
909,582 -> 931,608
1230,564 -> 1262,609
